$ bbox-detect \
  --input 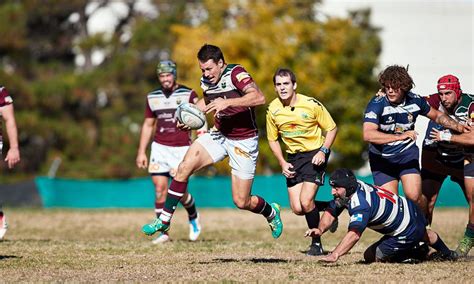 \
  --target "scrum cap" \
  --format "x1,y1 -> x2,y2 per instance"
156,60 -> 177,78
437,74 -> 461,99
329,168 -> 358,196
